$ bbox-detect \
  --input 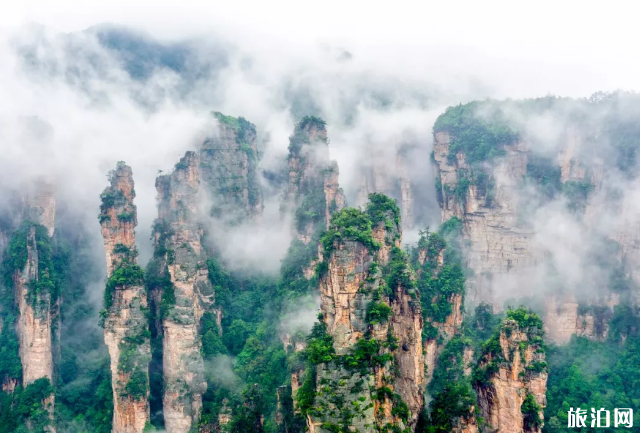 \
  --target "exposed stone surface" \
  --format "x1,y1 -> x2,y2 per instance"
474,319 -> 547,433
154,152 -> 212,433
544,294 -> 619,344
355,151 -> 415,229
99,163 -> 151,433
15,227 -> 54,386
415,239 -> 465,388
200,113 -> 263,223
433,131 -> 536,304
282,118 -> 346,243
309,205 -> 424,431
